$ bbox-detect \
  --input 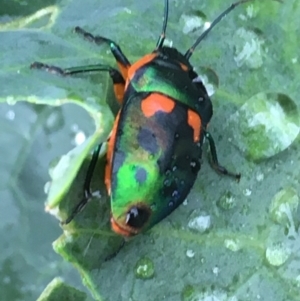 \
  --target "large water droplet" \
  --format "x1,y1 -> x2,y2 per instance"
218,191 -> 236,210
233,27 -> 264,69
269,188 -> 299,238
179,11 -> 206,34
134,257 -> 155,279
225,93 -> 300,161
188,213 -> 211,233
265,244 -> 291,266
224,239 -> 241,252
